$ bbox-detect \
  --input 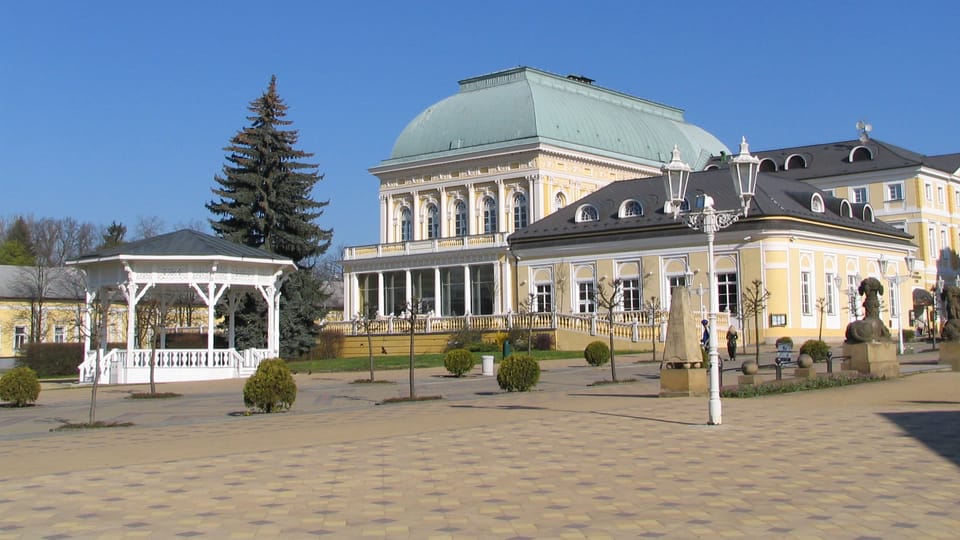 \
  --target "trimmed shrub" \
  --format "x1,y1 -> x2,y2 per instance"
799,339 -> 831,362
497,354 -> 540,392
446,328 -> 497,352
0,366 -> 41,407
443,349 -> 475,377
532,333 -> 555,351
17,342 -> 84,378
584,340 -> 610,366
775,336 -> 794,349
243,359 -> 297,413
314,328 -> 345,359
